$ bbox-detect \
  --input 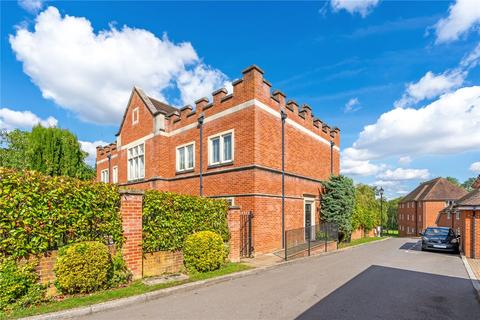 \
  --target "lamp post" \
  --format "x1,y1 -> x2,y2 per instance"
197,113 -> 205,197
281,108 -> 287,249
379,187 -> 384,237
